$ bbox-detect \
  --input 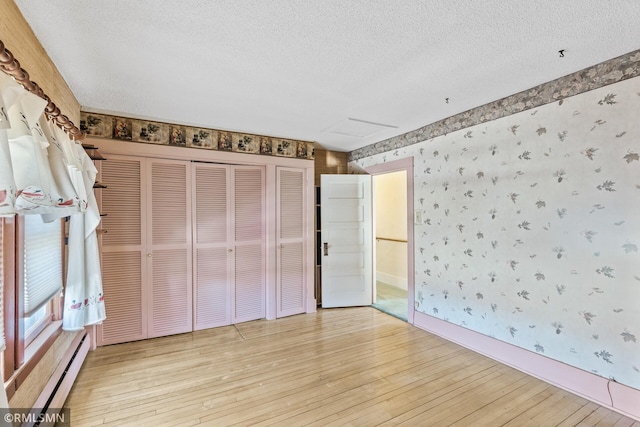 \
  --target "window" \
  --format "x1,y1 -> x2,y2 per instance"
2,215 -> 63,397
22,215 -> 62,337
23,303 -> 52,347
